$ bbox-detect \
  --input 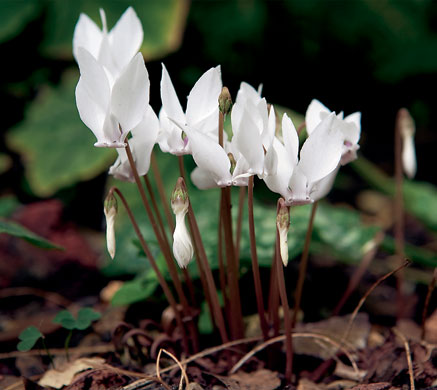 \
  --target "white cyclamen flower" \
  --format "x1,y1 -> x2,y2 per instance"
159,64 -> 222,156
264,112 -> 344,206
108,106 -> 159,181
73,7 -> 143,84
75,48 -> 150,147
306,99 -> 361,165
171,182 -> 194,268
